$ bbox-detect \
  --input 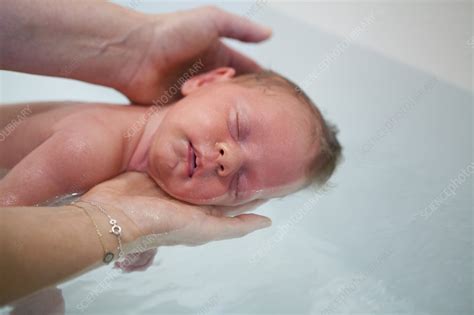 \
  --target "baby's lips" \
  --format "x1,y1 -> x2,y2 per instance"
187,142 -> 192,177
187,142 -> 196,177
187,141 -> 201,178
